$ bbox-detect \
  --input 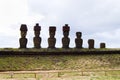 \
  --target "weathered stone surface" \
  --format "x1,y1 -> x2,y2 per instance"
20,24 -> 27,38
63,24 -> 70,32
34,23 -> 41,31
33,37 -> 41,48
33,23 -> 41,48
19,38 -> 27,48
48,26 -> 56,48
20,24 -> 28,31
75,32 -> 83,48
19,24 -> 28,48
100,43 -> 106,48
88,39 -> 94,49
62,24 -> 70,48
